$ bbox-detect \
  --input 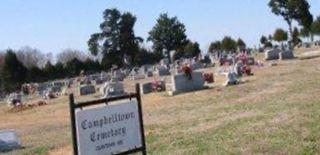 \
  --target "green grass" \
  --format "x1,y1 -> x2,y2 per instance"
1,55 -> 320,154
